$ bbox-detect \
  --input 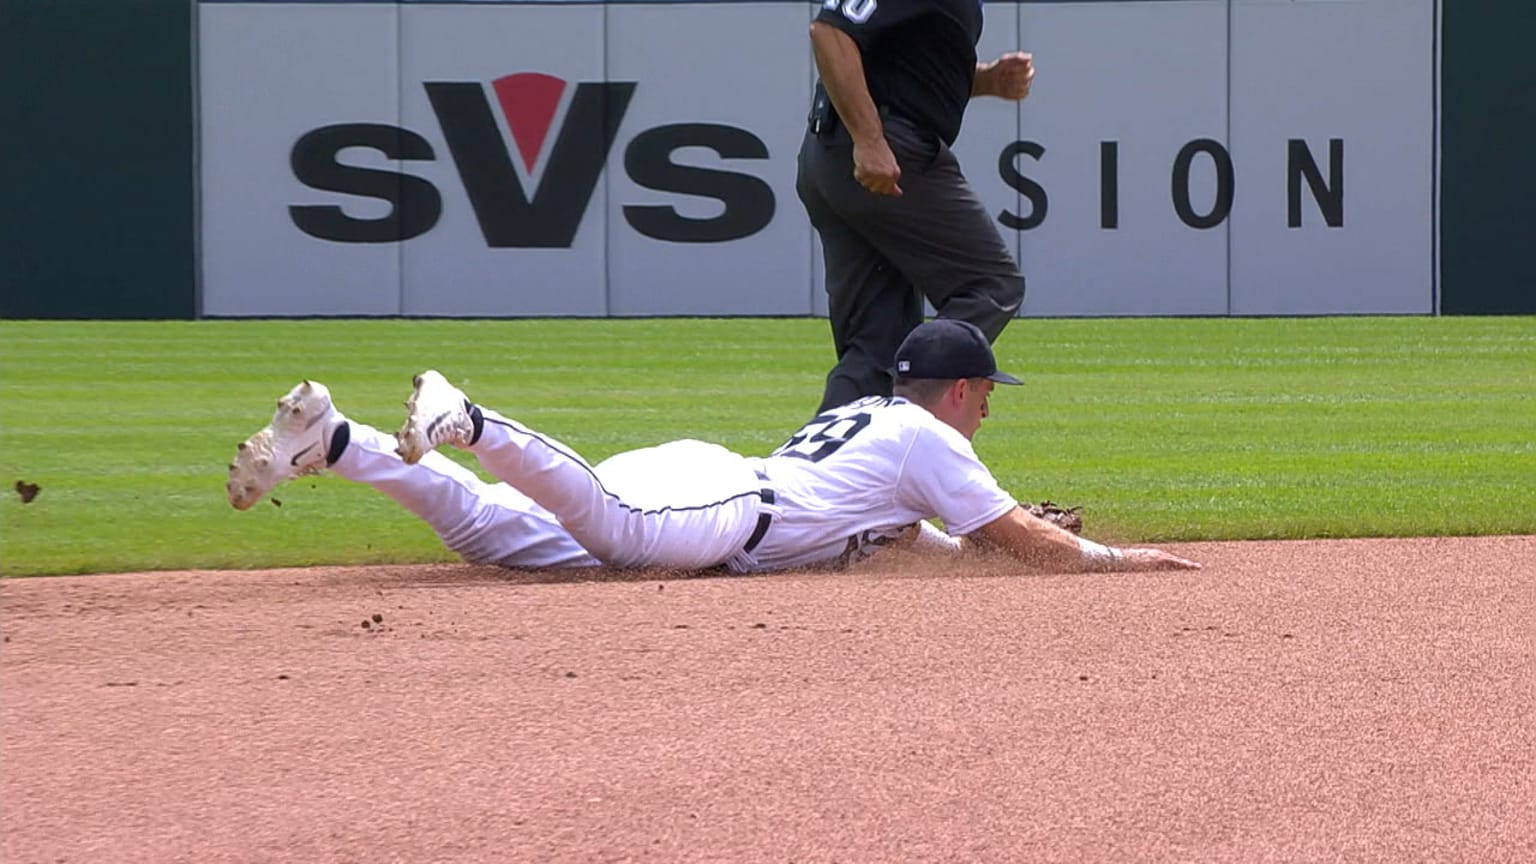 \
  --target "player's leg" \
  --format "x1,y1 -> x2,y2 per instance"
825,118 -> 1025,343
814,218 -> 922,413
226,380 -> 598,569
396,371 -> 764,569
798,128 -> 924,413
898,137 -> 1024,341
327,421 -> 599,569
